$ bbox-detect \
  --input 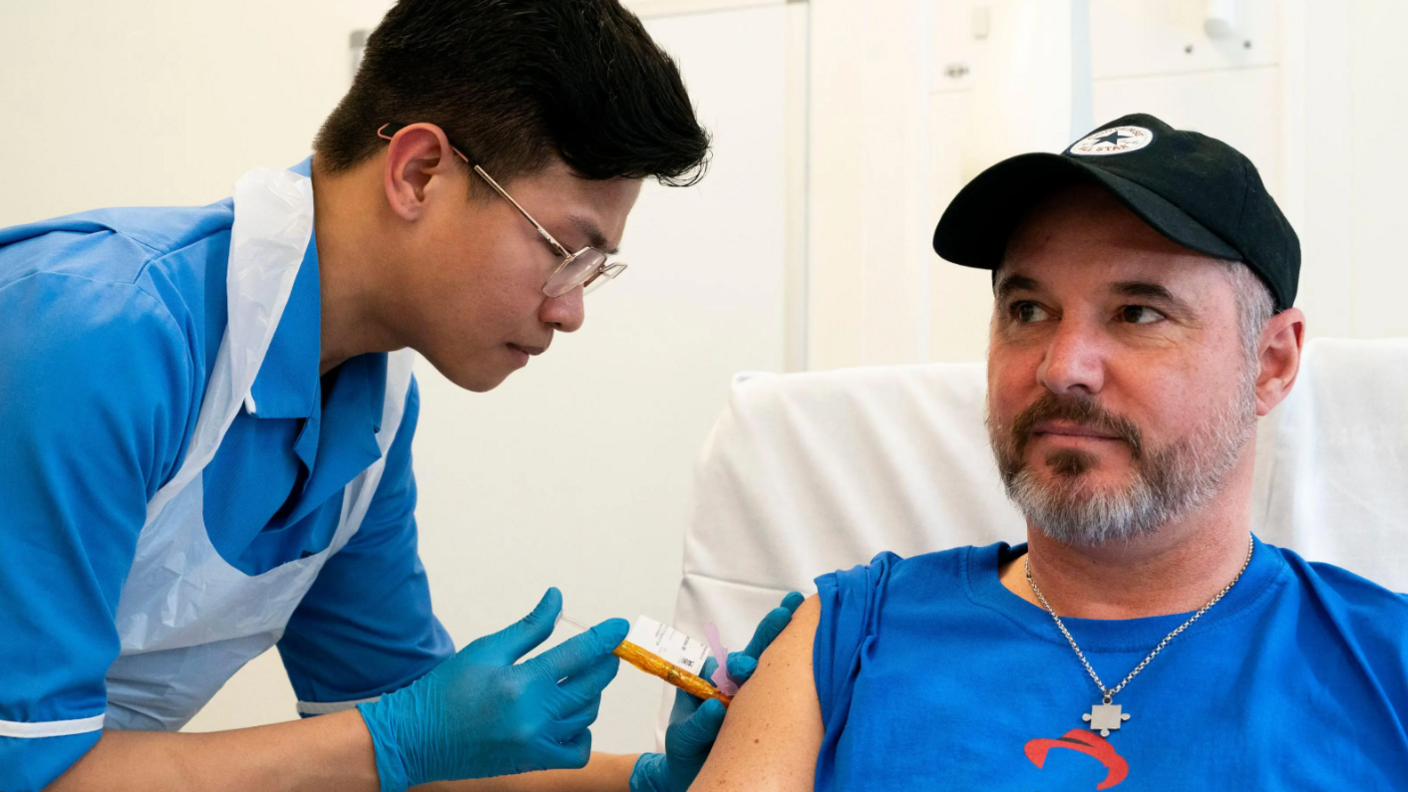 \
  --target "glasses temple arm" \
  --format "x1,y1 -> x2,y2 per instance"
471,165 -> 572,258
377,125 -> 568,256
